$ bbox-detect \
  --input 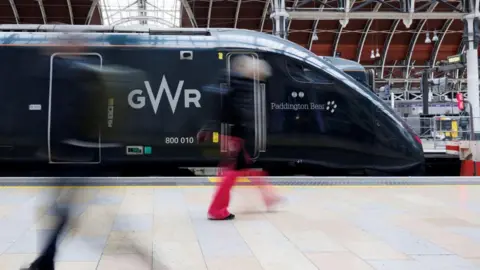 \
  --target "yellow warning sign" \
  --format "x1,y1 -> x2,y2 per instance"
212,132 -> 219,143
108,98 -> 114,106
218,52 -> 223,60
